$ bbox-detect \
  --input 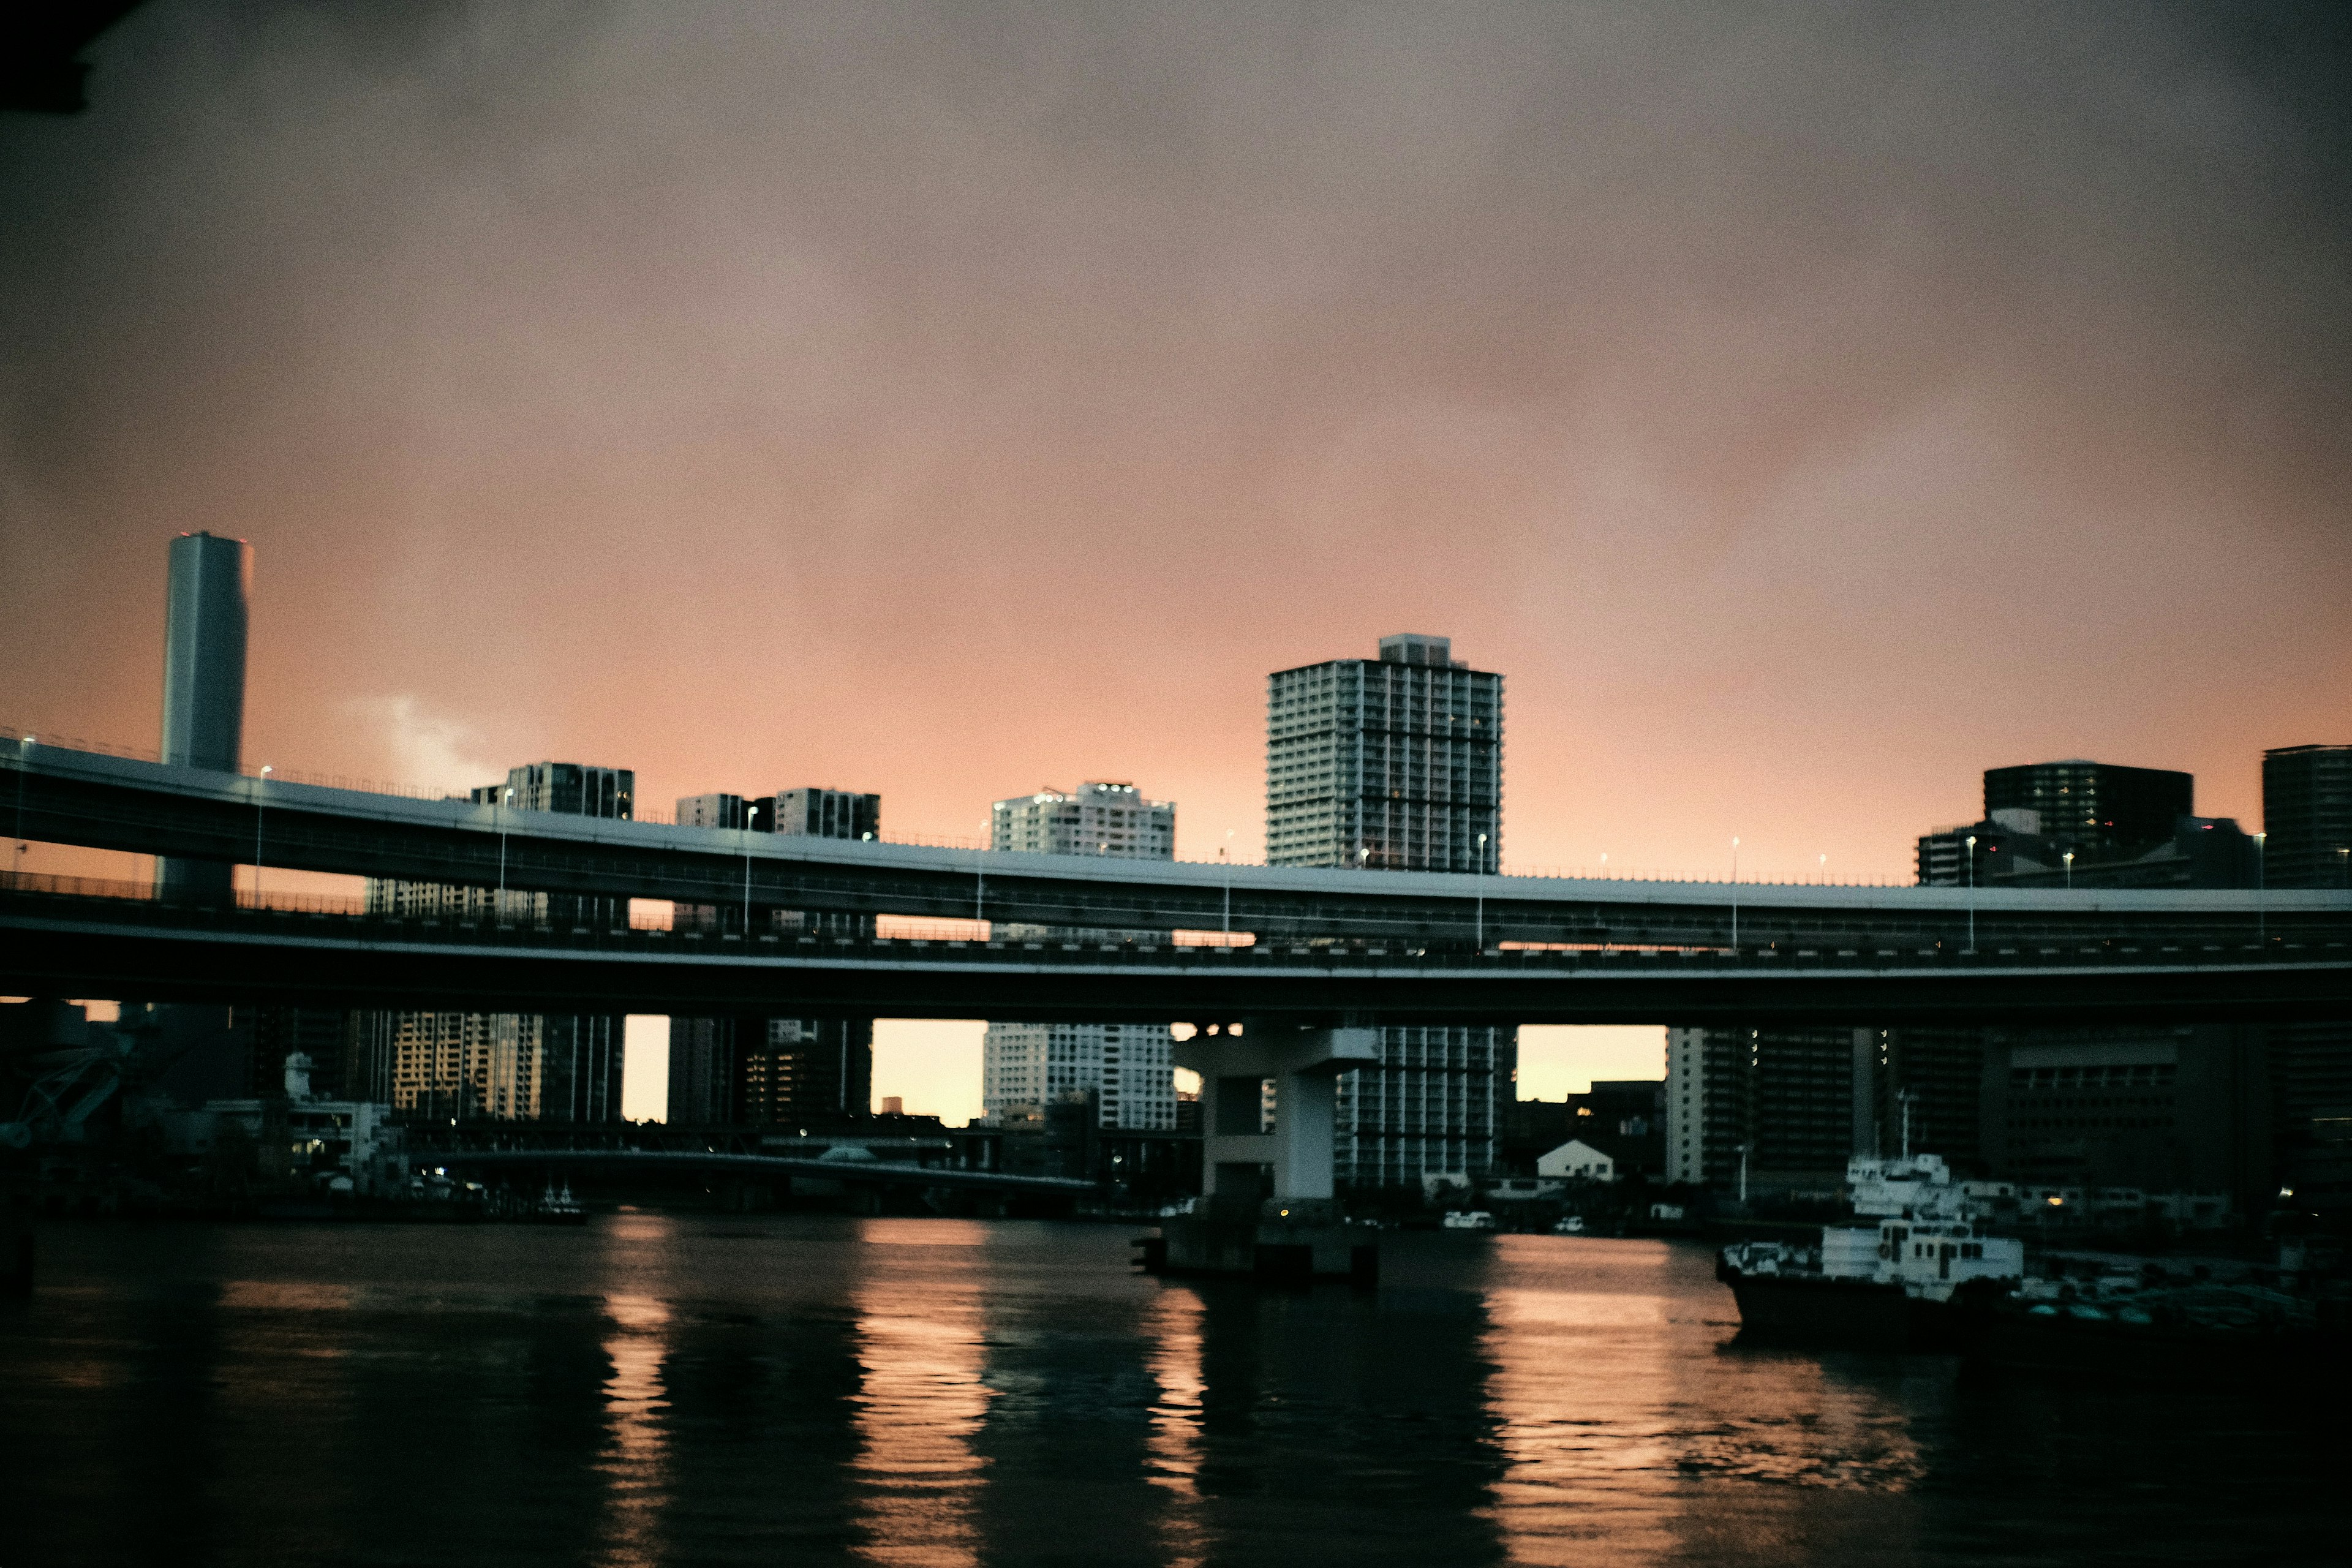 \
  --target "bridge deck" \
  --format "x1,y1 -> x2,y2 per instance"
6,884 -> 2346,1025
11,741 -> 2348,948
